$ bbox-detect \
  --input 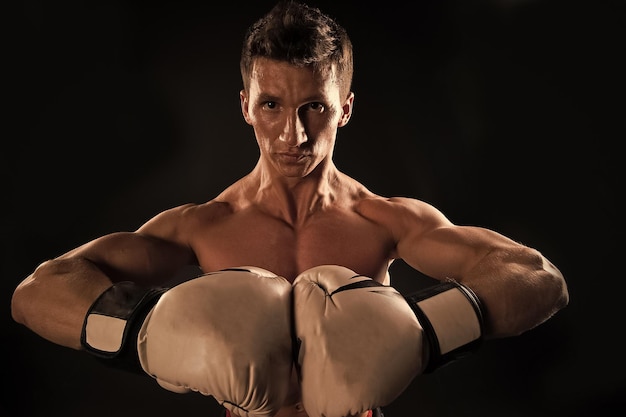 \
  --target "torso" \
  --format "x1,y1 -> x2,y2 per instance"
172,174 -> 398,417
182,172 -> 398,284
189,199 -> 395,283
